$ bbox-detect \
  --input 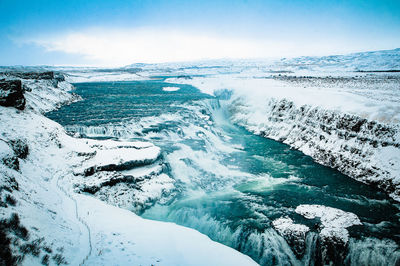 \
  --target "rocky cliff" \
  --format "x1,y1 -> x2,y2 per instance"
229,95 -> 400,200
